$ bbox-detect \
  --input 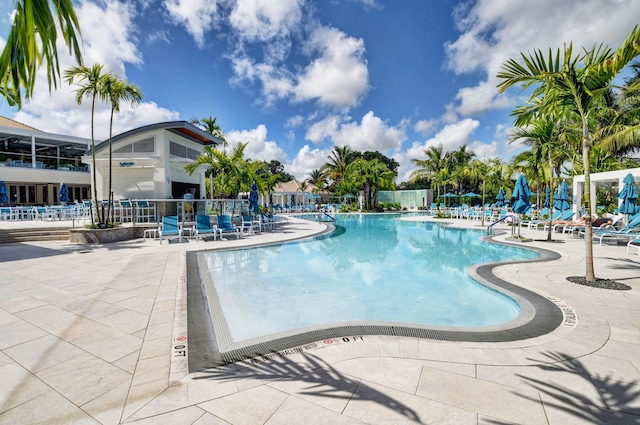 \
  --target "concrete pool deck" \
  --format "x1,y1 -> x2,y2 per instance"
0,215 -> 639,424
